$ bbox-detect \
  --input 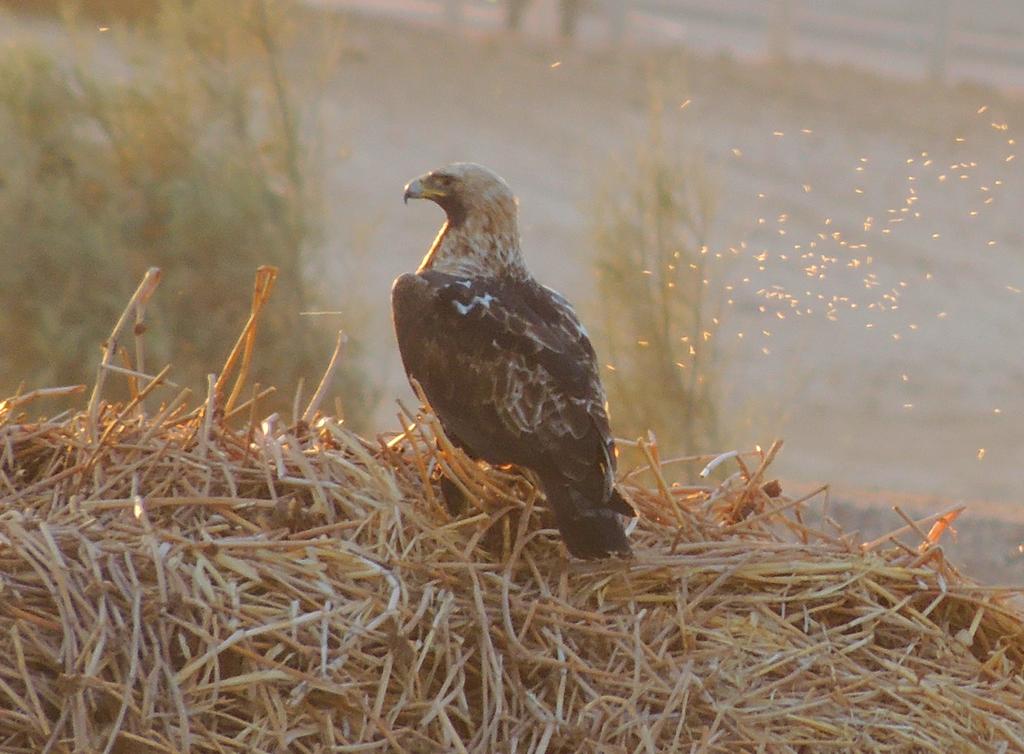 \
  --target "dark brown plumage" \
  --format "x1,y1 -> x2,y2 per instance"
393,162 -> 633,558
